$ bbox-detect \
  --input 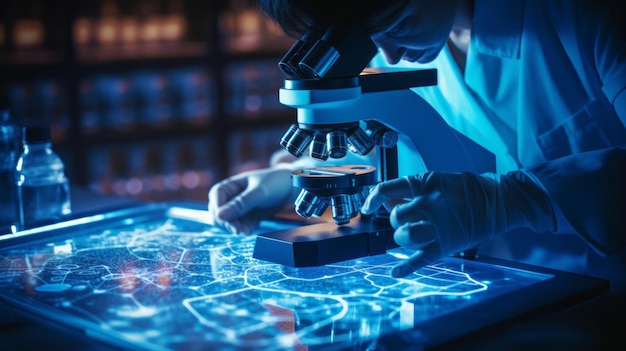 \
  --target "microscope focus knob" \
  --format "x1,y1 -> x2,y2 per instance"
365,122 -> 398,149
